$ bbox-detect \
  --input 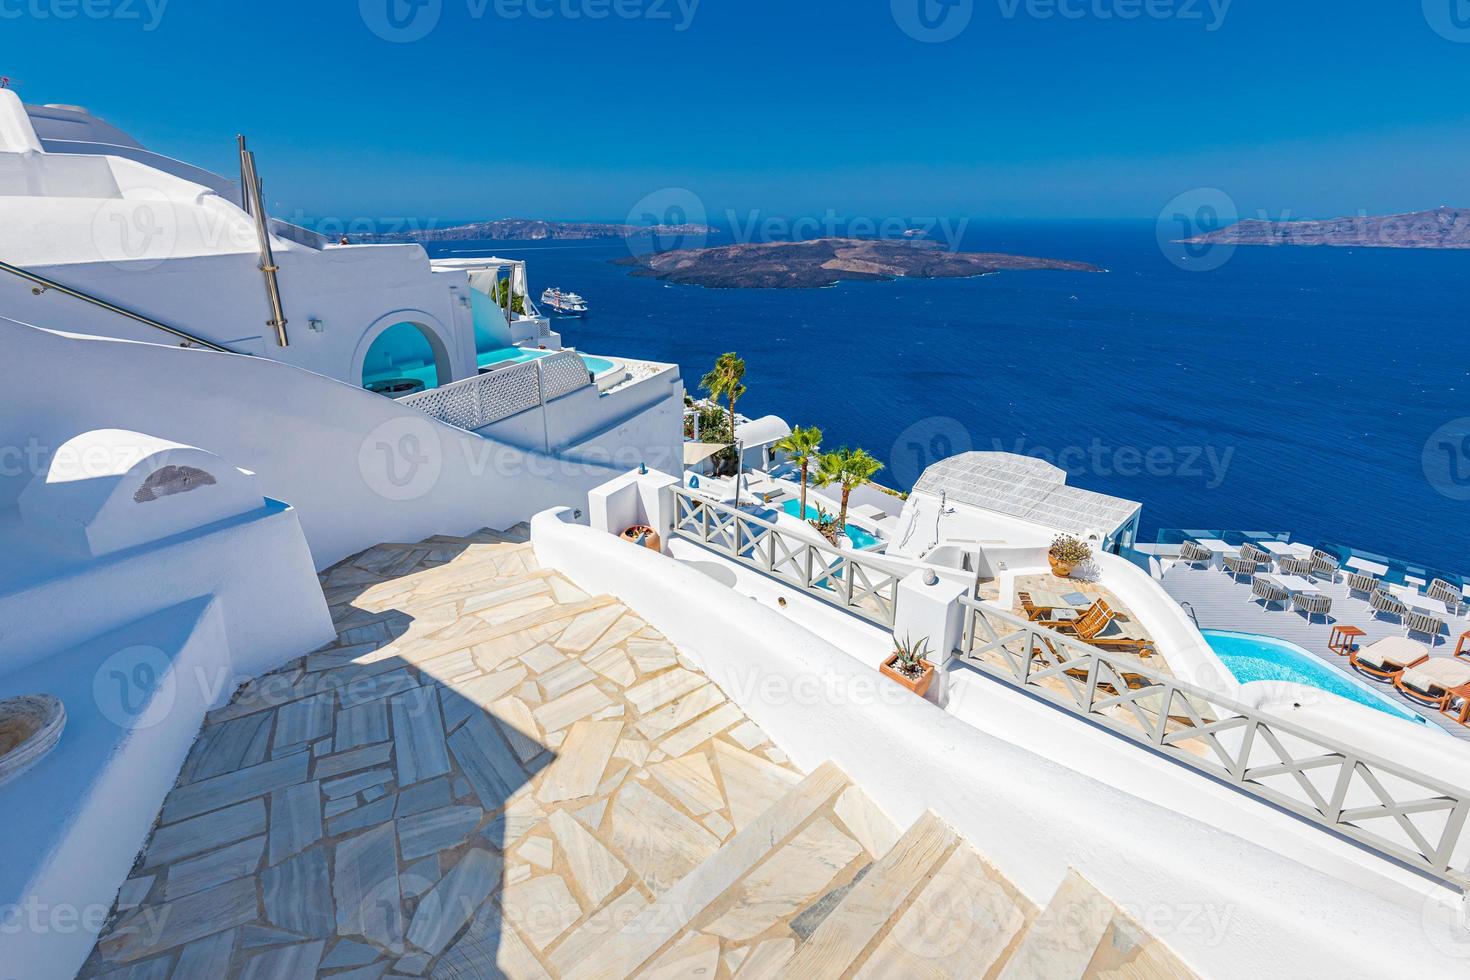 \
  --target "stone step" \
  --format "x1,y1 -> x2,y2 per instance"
996,870 -> 1122,980
562,761 -> 852,980
1082,912 -> 1198,979
852,841 -> 1037,978
783,810 -> 958,979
